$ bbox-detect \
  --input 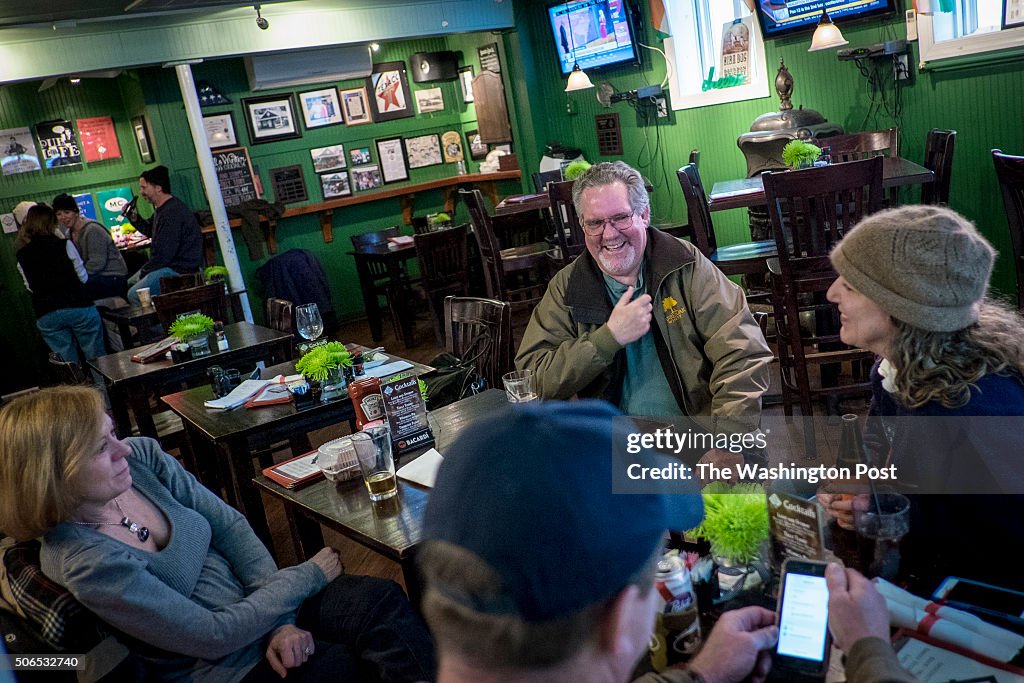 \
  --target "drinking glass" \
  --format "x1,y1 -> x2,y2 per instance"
853,492 -> 910,581
352,426 -> 398,501
295,303 -> 324,342
502,369 -> 537,403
